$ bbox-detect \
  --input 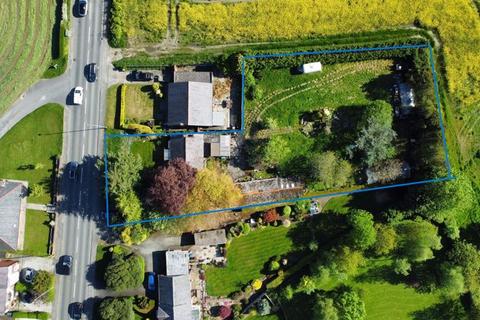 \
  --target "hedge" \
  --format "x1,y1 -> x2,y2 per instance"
125,123 -> 154,134
119,84 -> 126,127
12,311 -> 50,319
